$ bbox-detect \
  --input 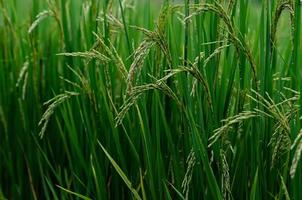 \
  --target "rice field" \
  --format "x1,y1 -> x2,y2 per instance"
1,0 -> 302,199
